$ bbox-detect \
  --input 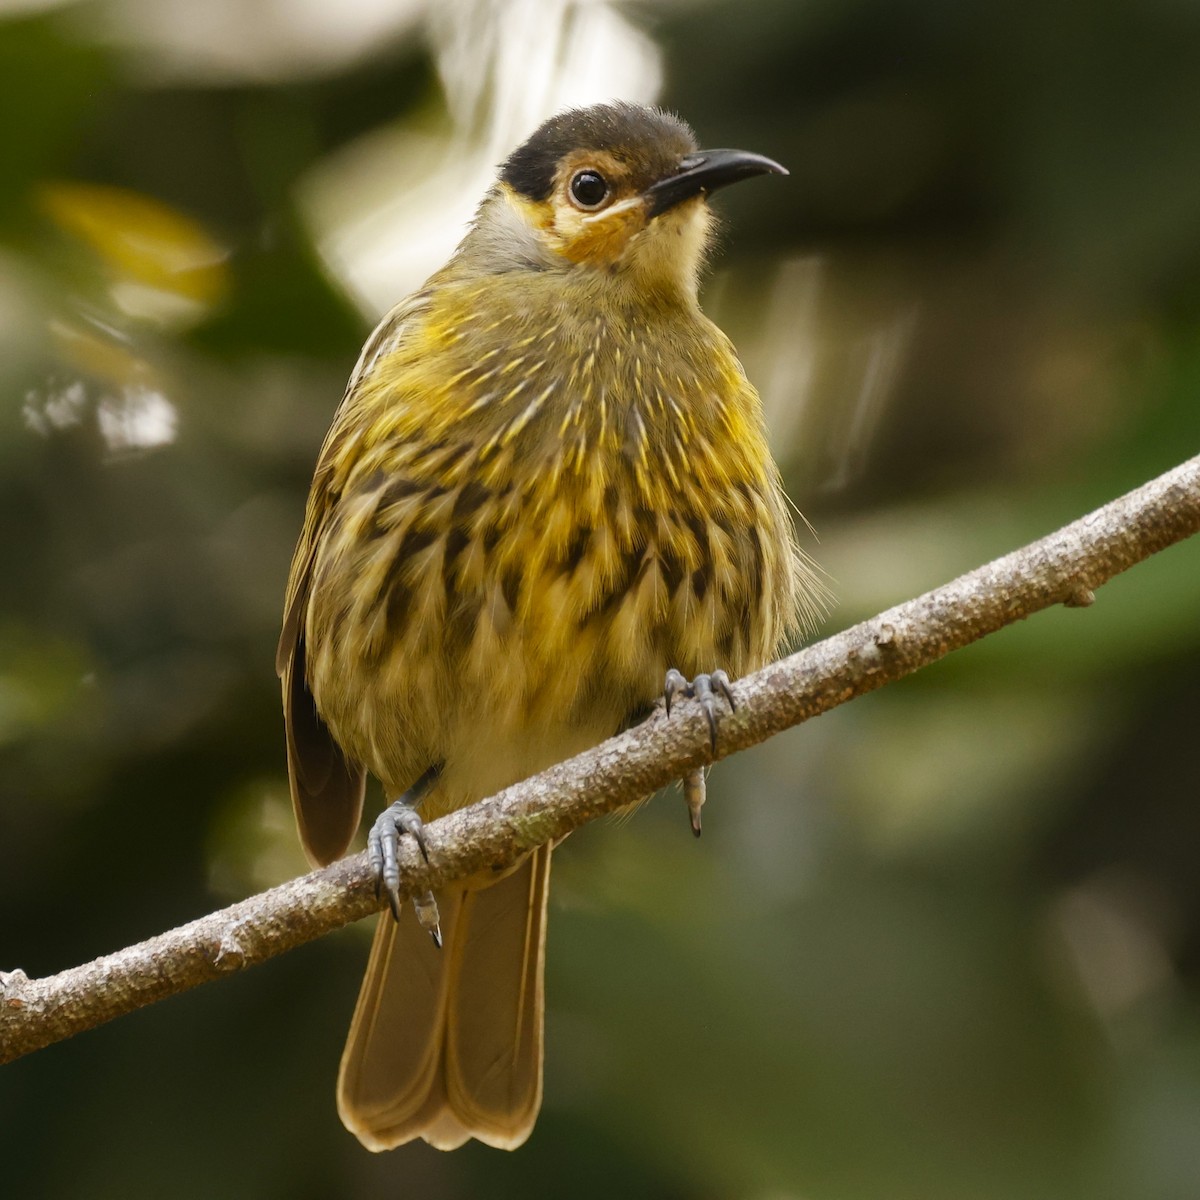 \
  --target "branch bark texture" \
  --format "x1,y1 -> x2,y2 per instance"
4,454 -> 1199,1064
